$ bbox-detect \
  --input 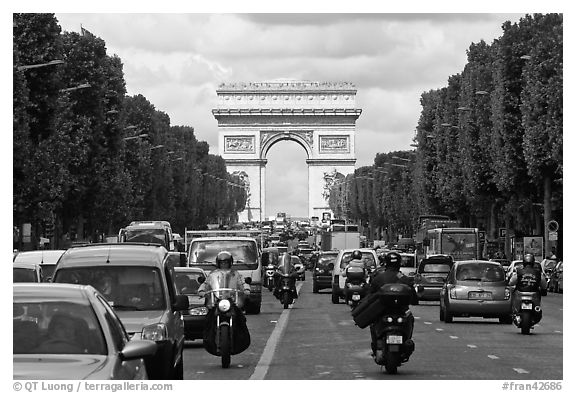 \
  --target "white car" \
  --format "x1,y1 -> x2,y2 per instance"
331,248 -> 378,304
